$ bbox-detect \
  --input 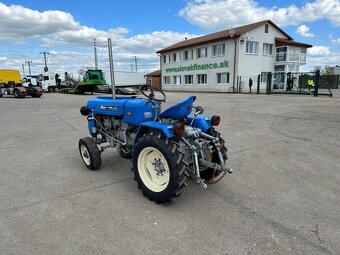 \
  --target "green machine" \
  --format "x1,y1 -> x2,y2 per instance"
59,70 -> 106,94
